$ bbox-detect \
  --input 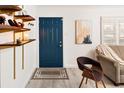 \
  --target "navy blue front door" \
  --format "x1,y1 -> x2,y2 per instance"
39,17 -> 63,67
